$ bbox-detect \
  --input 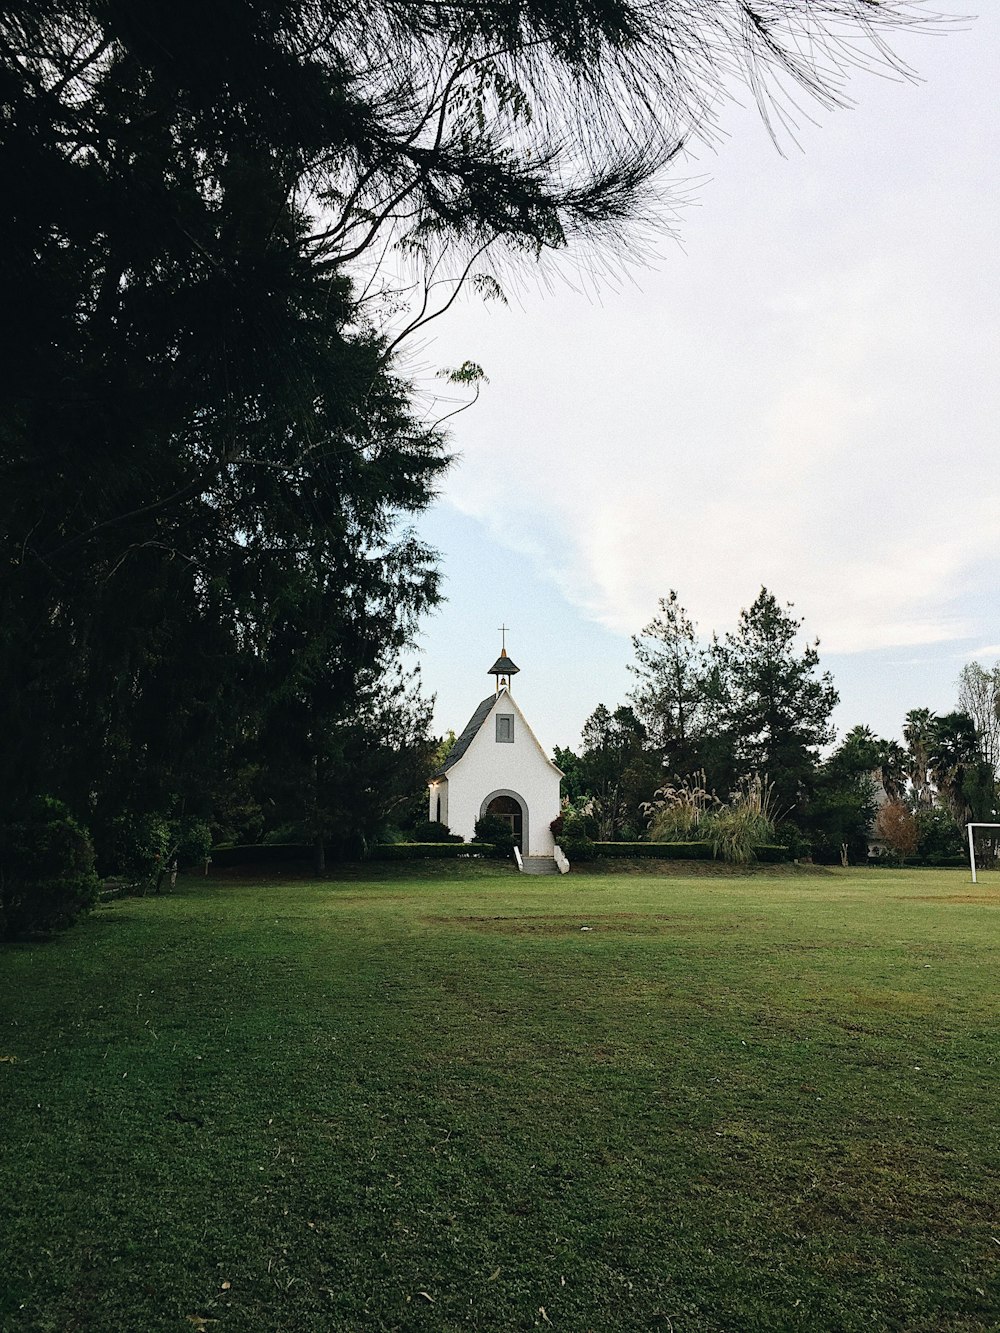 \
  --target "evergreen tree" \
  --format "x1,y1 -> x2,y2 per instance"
629,592 -> 705,775
712,589 -> 838,813
801,725 -> 882,864
825,725 -> 907,801
0,3 -> 451,851
577,704 -> 657,840
552,747 -> 588,806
